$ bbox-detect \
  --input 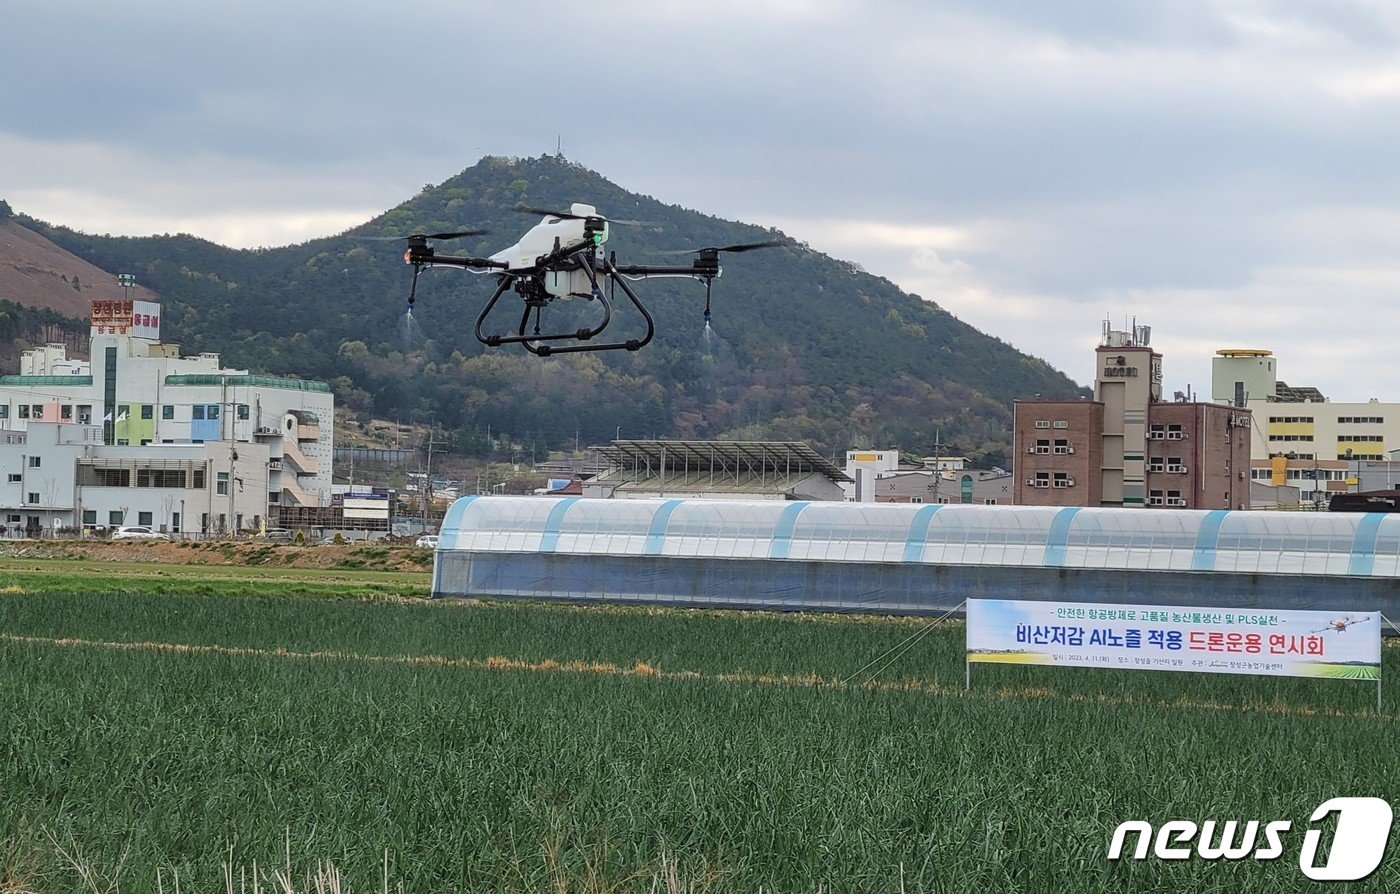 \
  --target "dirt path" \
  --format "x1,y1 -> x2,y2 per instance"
0,538 -> 434,573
